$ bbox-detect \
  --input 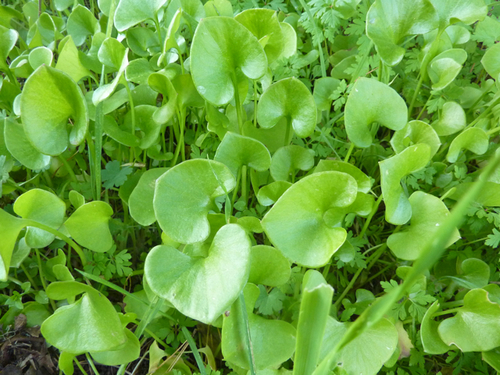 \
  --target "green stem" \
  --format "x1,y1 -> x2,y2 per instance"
85,353 -> 100,375
233,74 -> 244,134
297,0 -> 326,78
74,358 -> 89,375
241,165 -> 248,208
35,249 -> 57,311
231,167 -> 242,209
284,118 -> 291,147
344,143 -> 355,163
58,155 -> 78,183
24,220 -> 87,266
153,14 -> 163,48
20,263 -> 38,290
253,80 -> 258,128
86,133 -> 96,200
359,194 -> 383,238
181,327 -> 207,375
333,267 -> 363,309
487,126 -> 500,136
431,307 -> 461,318
94,101 -> 104,200
239,293 -> 256,375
